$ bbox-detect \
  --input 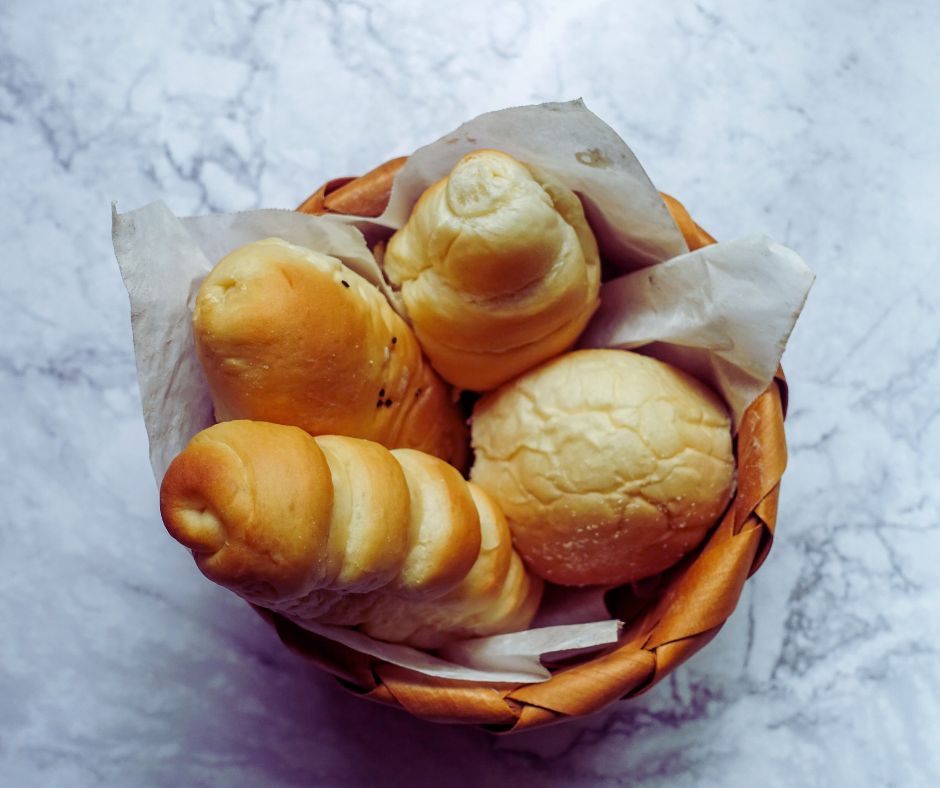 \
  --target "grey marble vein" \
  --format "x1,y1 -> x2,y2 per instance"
2,0 -> 938,785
